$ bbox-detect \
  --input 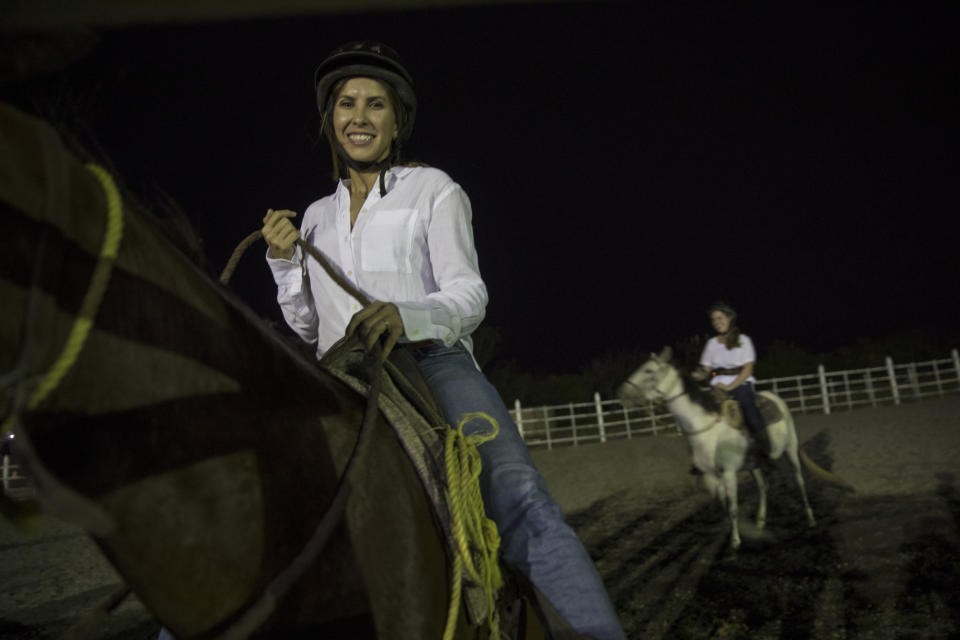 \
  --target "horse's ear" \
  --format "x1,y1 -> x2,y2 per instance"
658,346 -> 672,363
